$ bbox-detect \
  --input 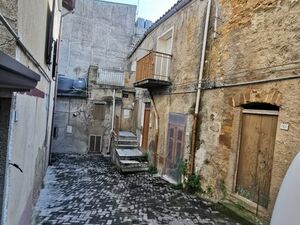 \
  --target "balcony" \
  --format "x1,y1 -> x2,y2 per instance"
134,51 -> 172,89
97,68 -> 124,87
